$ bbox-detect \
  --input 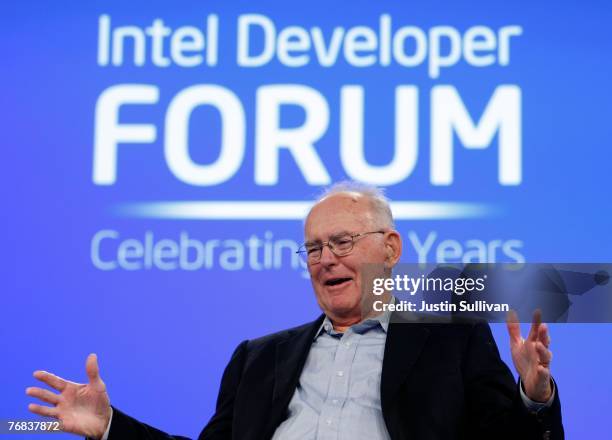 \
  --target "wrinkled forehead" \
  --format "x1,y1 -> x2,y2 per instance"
304,193 -> 376,240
